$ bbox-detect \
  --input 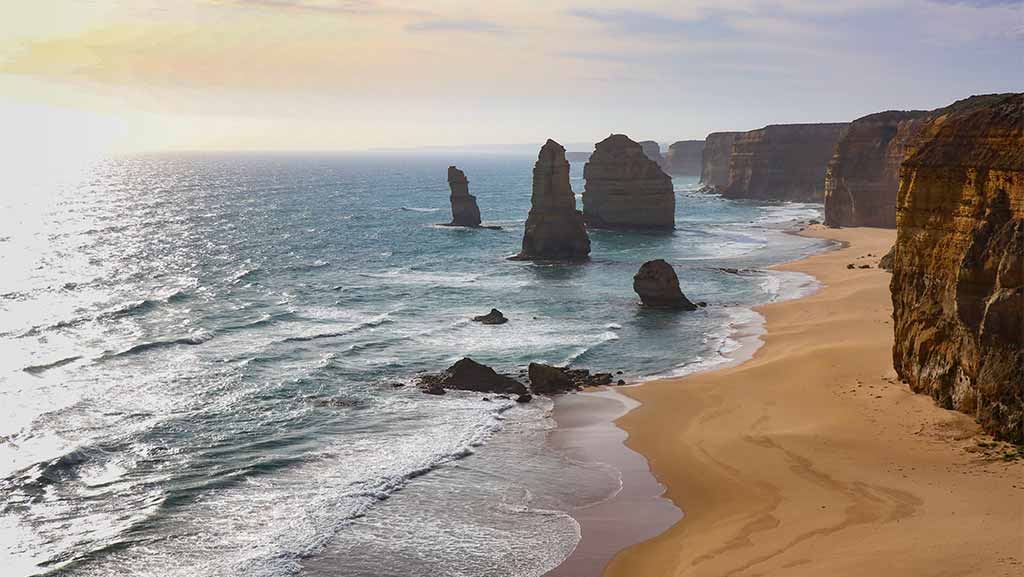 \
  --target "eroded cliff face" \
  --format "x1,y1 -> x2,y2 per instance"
514,139 -> 591,260
723,123 -> 848,202
583,134 -> 675,230
891,93 -> 1023,442
665,140 -> 704,176
700,132 -> 739,189
825,111 -> 929,228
